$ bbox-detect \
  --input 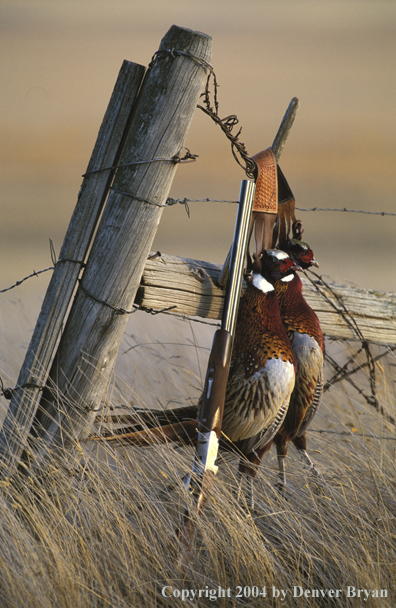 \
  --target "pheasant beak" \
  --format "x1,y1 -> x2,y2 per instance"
300,252 -> 320,268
